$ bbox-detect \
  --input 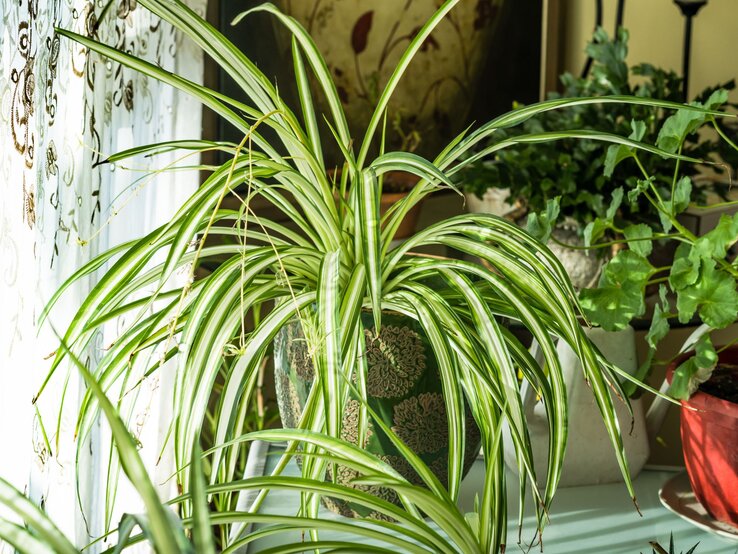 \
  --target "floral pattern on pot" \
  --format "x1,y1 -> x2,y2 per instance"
274,310 -> 481,518
341,398 -> 375,446
287,337 -> 315,382
364,325 -> 425,397
391,392 -> 448,454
